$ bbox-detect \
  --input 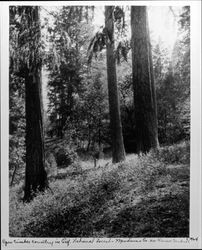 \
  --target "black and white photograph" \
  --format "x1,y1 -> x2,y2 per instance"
1,0 -> 201,249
